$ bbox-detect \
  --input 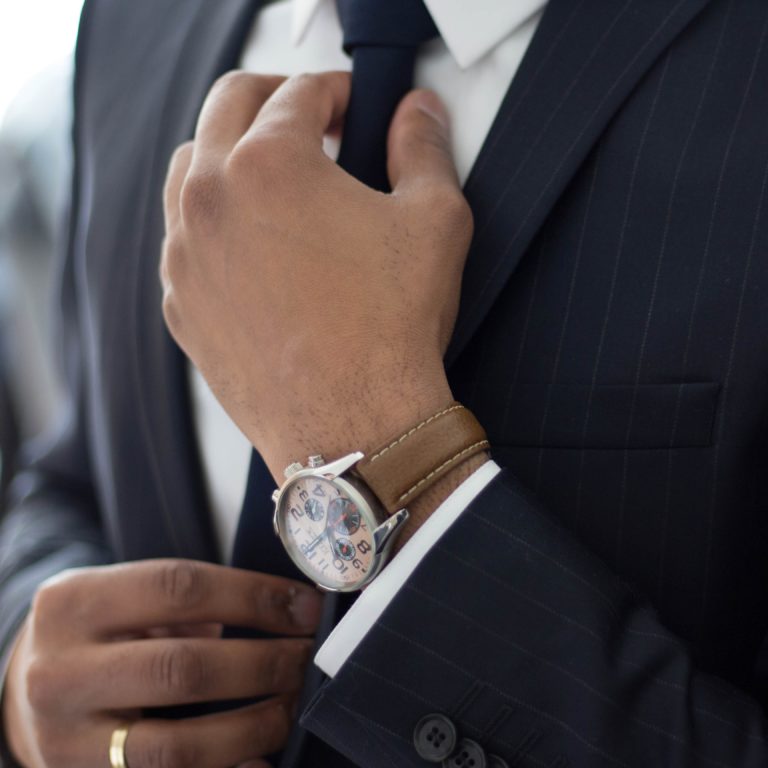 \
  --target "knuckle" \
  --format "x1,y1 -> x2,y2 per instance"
252,581 -> 291,626
228,134 -> 287,180
212,69 -> 253,94
399,103 -> 430,136
140,733 -> 199,768
31,574 -> 78,633
394,106 -> 441,153
169,141 -> 194,173
179,169 -> 223,225
25,657 -> 61,714
161,290 -> 182,337
155,561 -> 207,612
150,643 -> 207,699
227,137 -> 265,173
249,700 -> 291,754
213,70 -> 276,106
161,236 -> 186,289
269,642 -> 307,689
287,71 -> 319,94
30,584 -> 58,631
264,647 -> 288,690
36,727 -> 70,768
